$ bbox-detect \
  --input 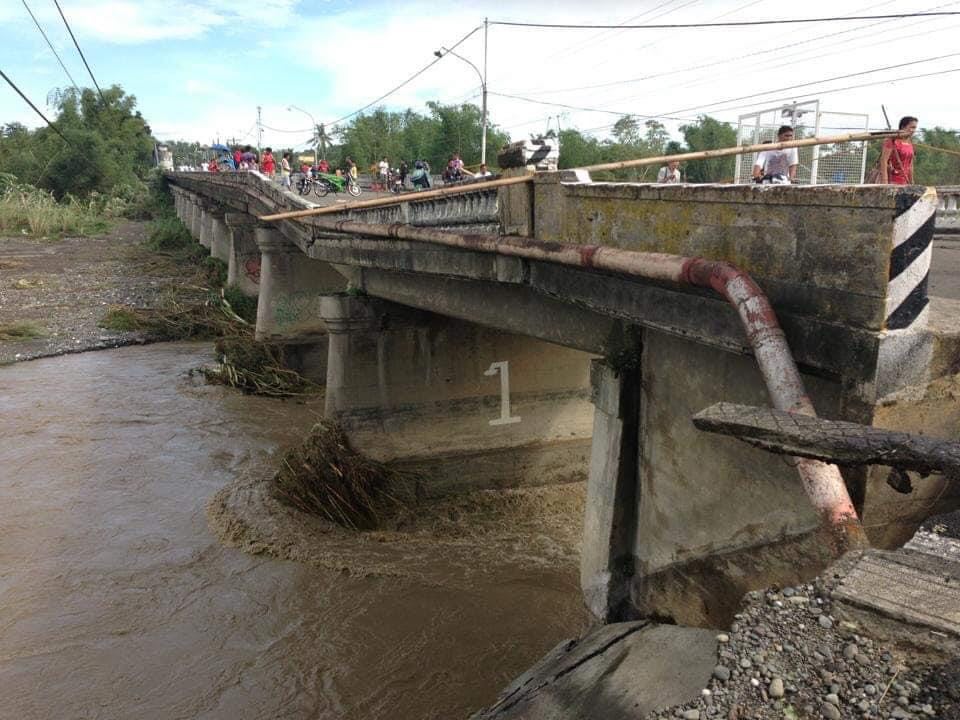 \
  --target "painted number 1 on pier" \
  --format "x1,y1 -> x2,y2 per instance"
484,361 -> 521,426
